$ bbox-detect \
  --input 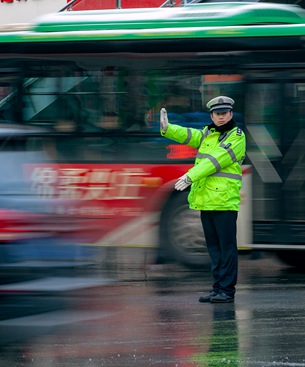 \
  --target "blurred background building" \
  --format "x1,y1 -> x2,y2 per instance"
0,0 -> 66,24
